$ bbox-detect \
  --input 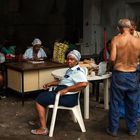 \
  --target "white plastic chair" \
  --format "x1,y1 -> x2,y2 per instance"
46,67 -> 88,137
